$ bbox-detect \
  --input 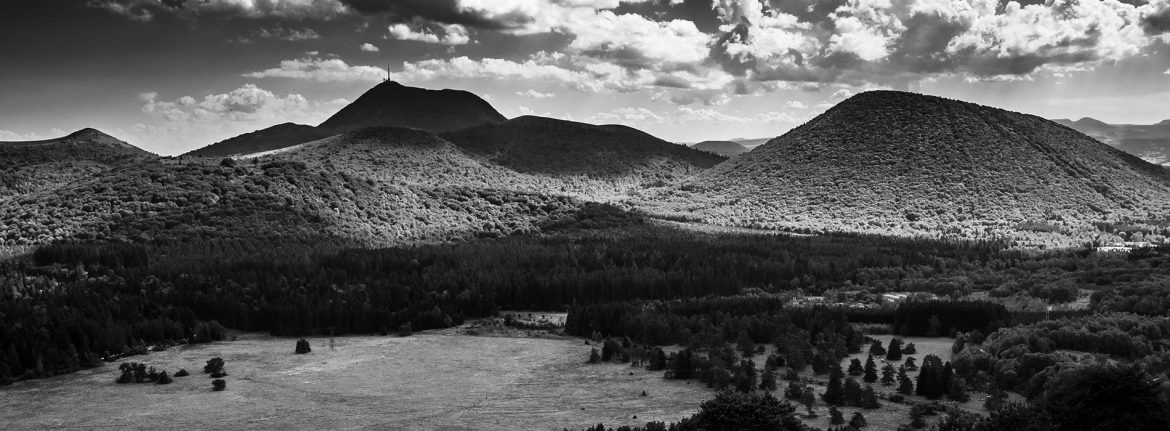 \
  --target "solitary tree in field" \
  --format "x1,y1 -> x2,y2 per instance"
850,412 -> 867,428
863,355 -> 878,383
203,357 -> 224,374
886,338 -> 903,361
212,379 -> 226,391
295,339 -> 311,354
829,406 -> 845,425
847,358 -> 864,376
